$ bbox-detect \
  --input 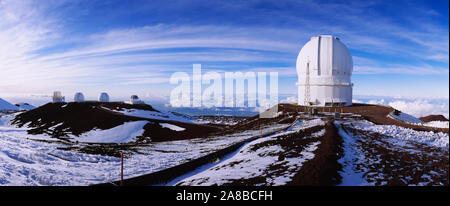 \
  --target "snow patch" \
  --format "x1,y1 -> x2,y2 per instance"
75,121 -> 149,143
176,119 -> 324,186
0,116 -> 288,185
159,123 -> 185,131
389,111 -> 423,124
334,121 -> 369,186
0,114 -> 15,127
104,107 -> 192,123
349,120 -> 448,149
424,121 -> 449,128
